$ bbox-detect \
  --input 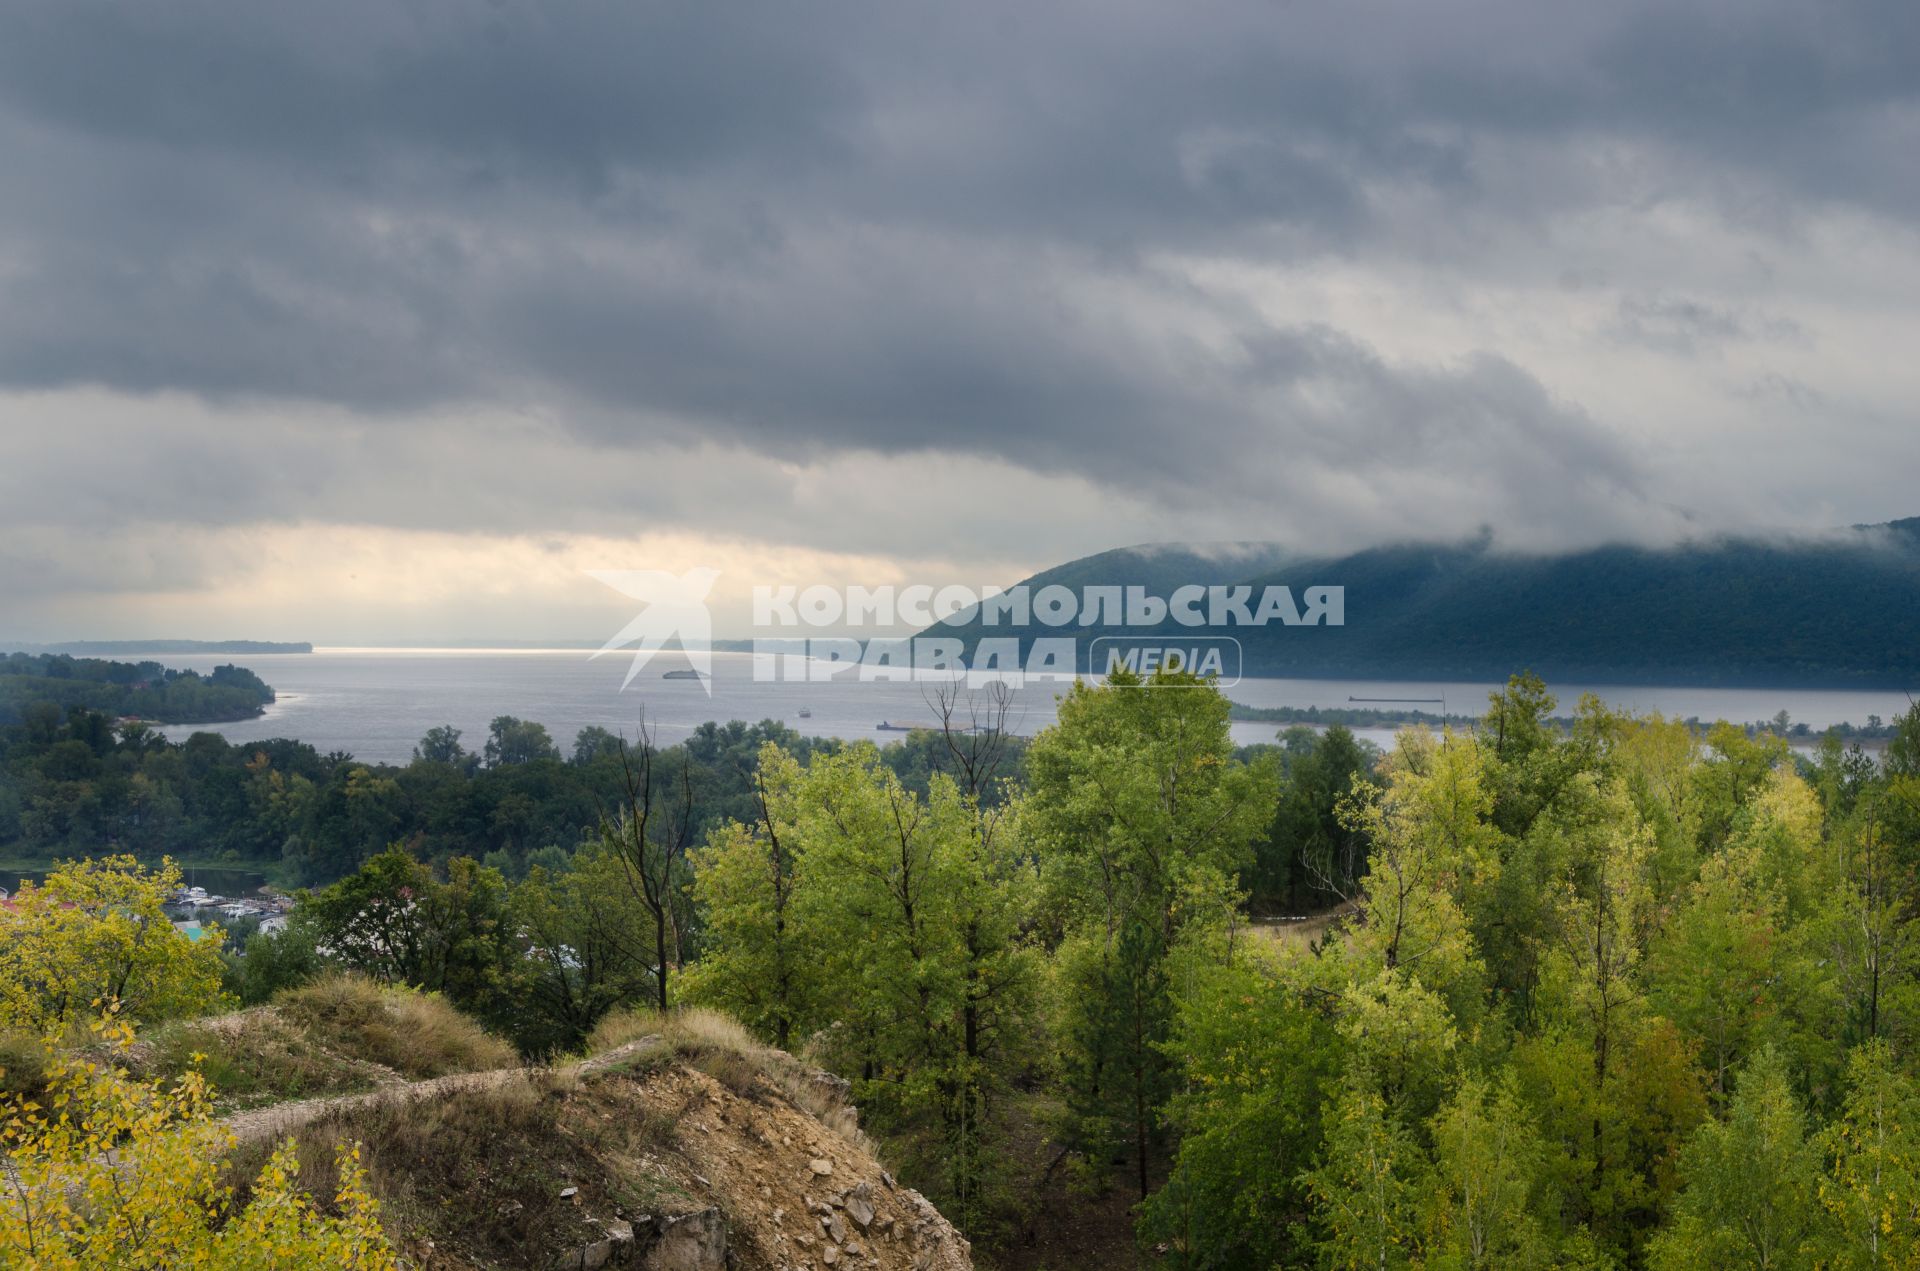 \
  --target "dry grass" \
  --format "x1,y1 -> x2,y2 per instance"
587,1004 -> 872,1152
274,973 -> 517,1080
126,978 -> 515,1110
587,1004 -> 753,1057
